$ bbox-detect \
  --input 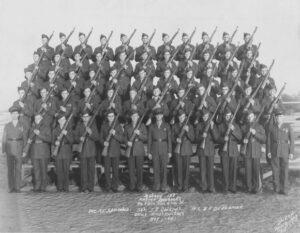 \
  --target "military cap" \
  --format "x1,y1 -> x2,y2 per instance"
17,86 -> 25,92
39,86 -> 49,92
197,82 -> 205,88
60,87 -> 69,93
83,83 -> 91,90
153,85 -> 162,91
89,66 -> 96,73
142,33 -> 148,38
224,107 -> 232,115
260,64 -> 267,69
33,51 -> 39,56
274,109 -> 284,116
154,108 -> 164,115
82,108 -> 92,116
106,108 -> 116,116
68,66 -> 76,73
41,34 -> 49,39
100,34 -> 106,40
8,105 -> 21,113
244,83 -> 252,89
163,48 -> 171,54
163,67 -> 172,73
48,66 -> 56,72
130,109 -> 139,116
178,85 -> 186,91
186,67 -> 194,73
79,32 -> 85,37
138,67 -> 146,73
120,33 -> 126,38
244,32 -> 250,38
130,86 -> 138,92
221,82 -> 229,88
182,32 -> 188,37
246,109 -> 255,115
184,47 -> 192,53
59,32 -> 66,38
162,33 -> 168,38
24,67 -> 32,73
202,32 -> 208,37
201,108 -> 210,116
56,112 -> 66,120
178,109 -> 186,117
223,32 -> 229,37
